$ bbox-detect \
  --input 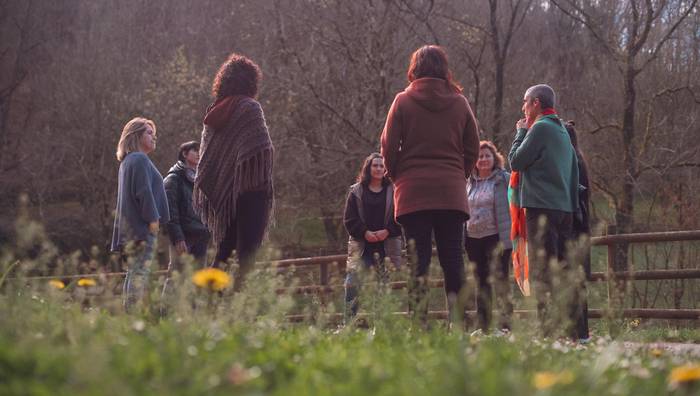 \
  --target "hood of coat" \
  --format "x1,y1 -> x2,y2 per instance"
168,161 -> 196,183
404,77 -> 463,112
